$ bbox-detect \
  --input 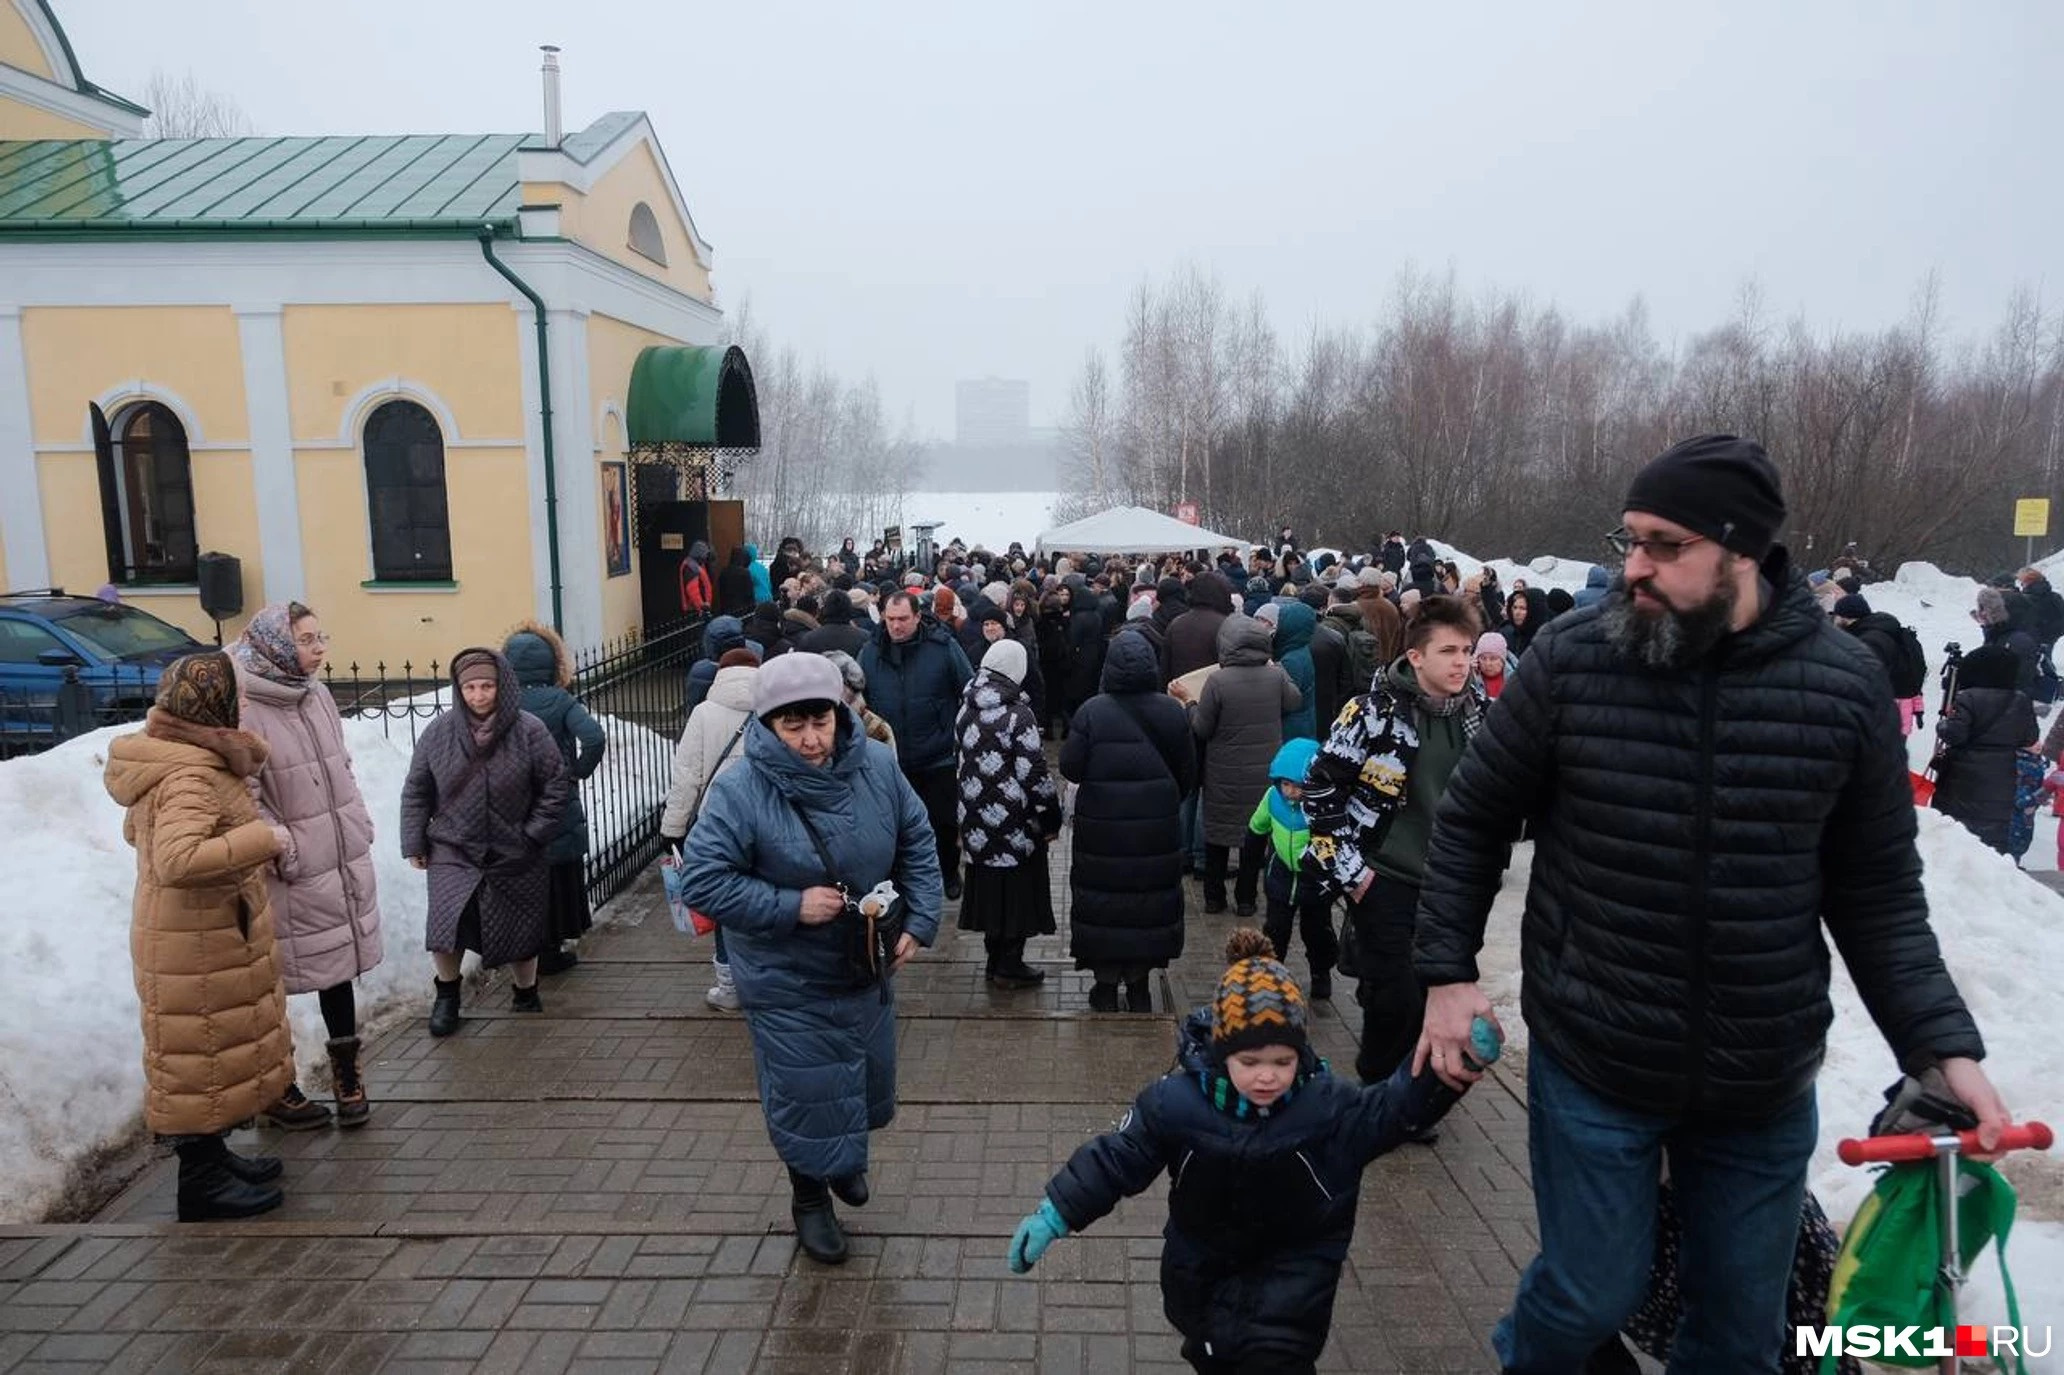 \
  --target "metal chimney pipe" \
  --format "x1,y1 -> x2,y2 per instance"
540,45 -> 562,147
